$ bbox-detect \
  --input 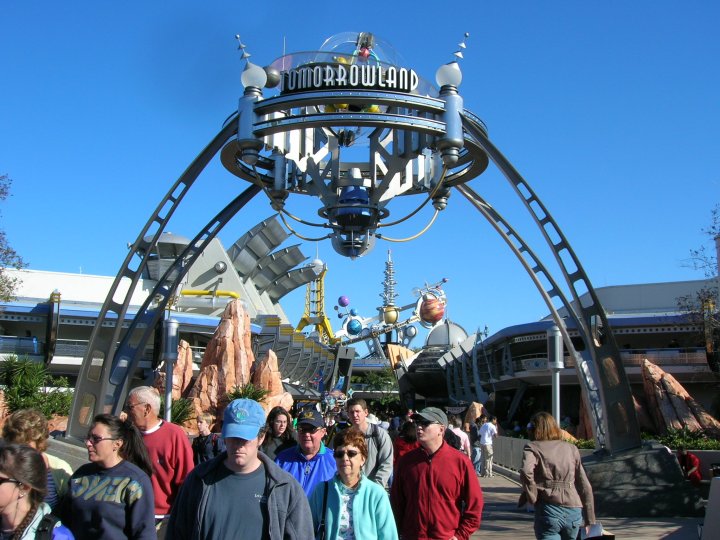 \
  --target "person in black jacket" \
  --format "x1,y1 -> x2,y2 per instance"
192,413 -> 225,465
